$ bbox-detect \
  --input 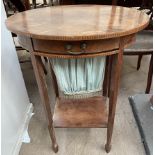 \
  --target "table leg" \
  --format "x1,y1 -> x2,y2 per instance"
43,0 -> 47,5
137,54 -> 143,70
103,56 -> 113,97
30,54 -> 58,153
107,56 -> 113,98
145,54 -> 153,93
24,0 -> 31,10
103,56 -> 109,97
49,62 -> 59,97
40,57 -> 47,75
105,46 -> 123,153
